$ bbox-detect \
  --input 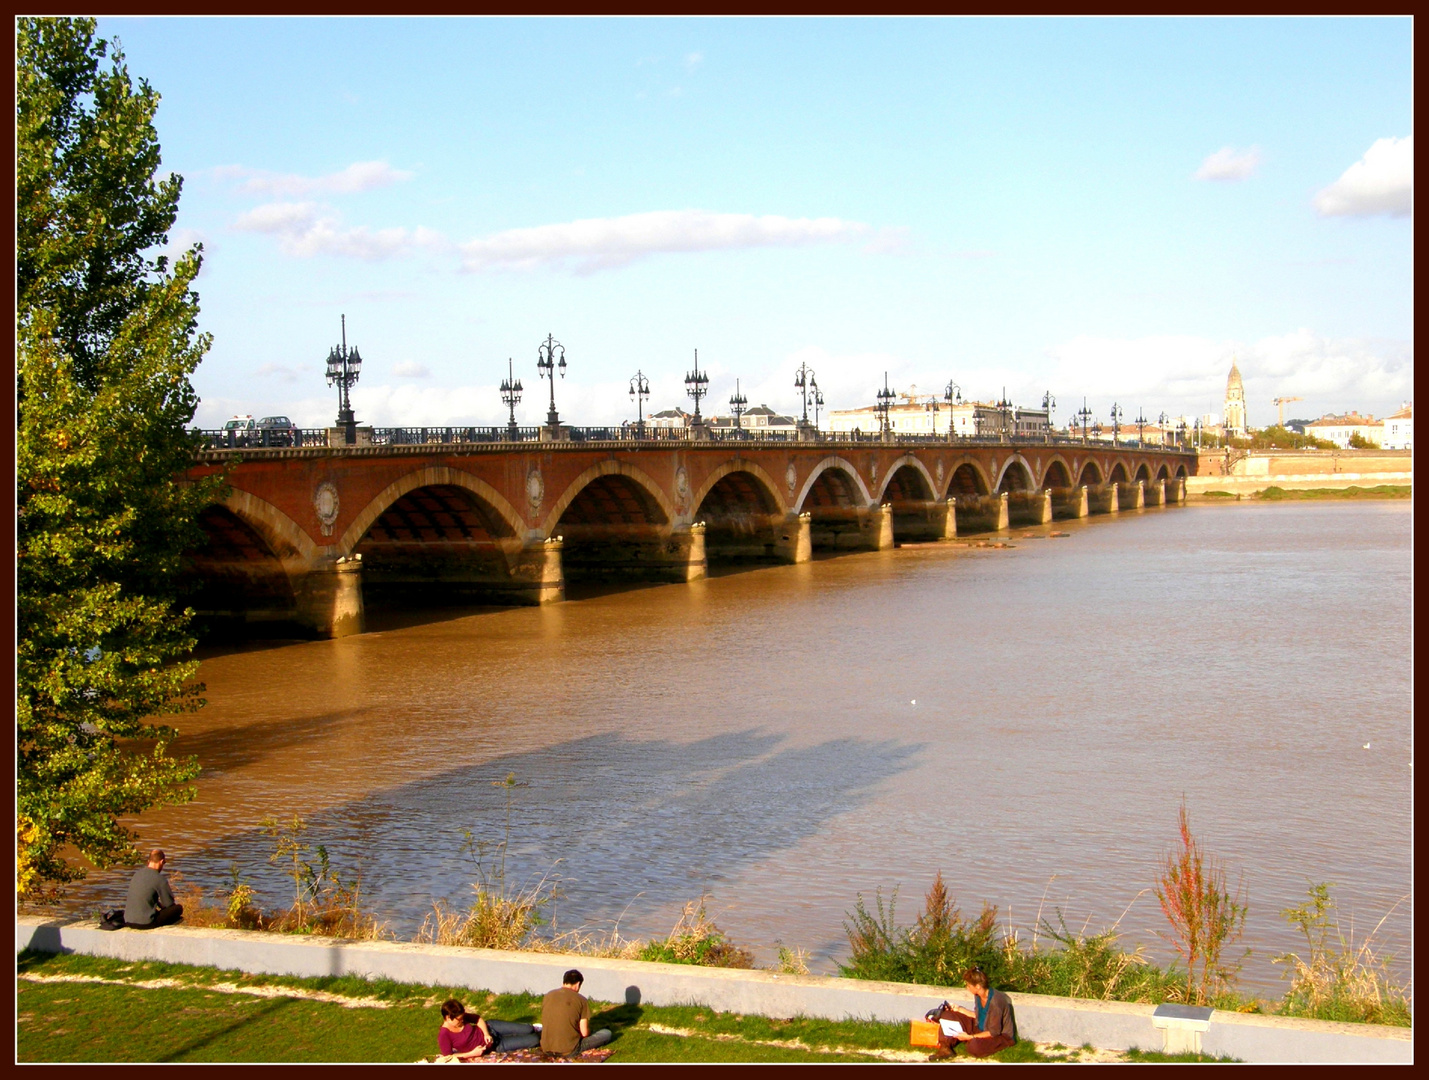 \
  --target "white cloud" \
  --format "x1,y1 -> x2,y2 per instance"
223,160 -> 415,198
255,363 -> 301,384
684,51 -> 703,72
393,361 -> 430,378
1194,145 -> 1262,181
232,202 -> 447,260
1313,136 -> 1412,218
459,210 -> 874,274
